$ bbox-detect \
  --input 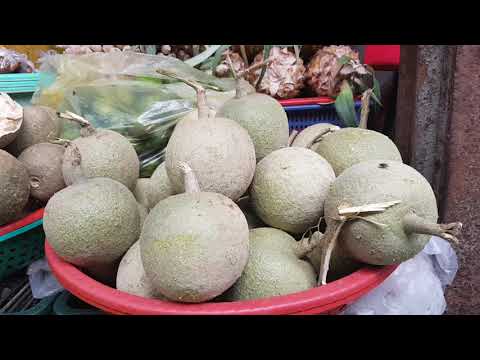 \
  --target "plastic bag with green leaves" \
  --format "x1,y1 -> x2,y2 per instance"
31,52 -> 249,177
